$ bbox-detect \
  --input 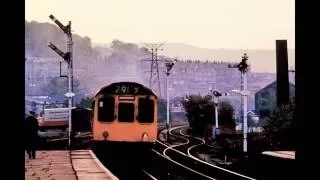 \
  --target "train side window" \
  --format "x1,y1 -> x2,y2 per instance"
118,103 -> 134,122
90,101 -> 95,128
98,97 -> 115,122
91,101 -> 95,118
138,98 -> 154,123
